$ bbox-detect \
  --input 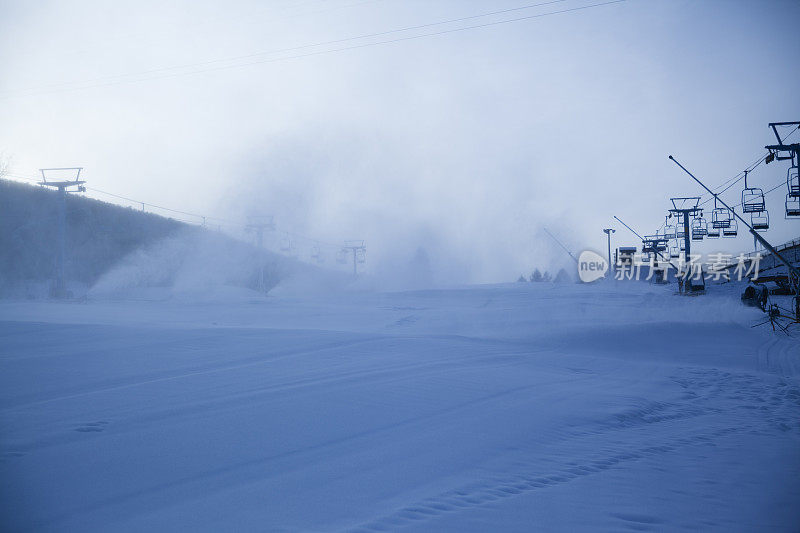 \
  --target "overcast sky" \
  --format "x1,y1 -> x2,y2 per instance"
1,0 -> 799,283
